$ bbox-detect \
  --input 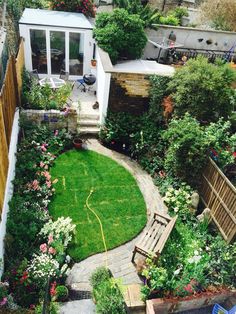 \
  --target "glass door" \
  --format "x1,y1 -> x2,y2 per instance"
69,32 -> 84,76
50,31 -> 65,75
30,29 -> 47,74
